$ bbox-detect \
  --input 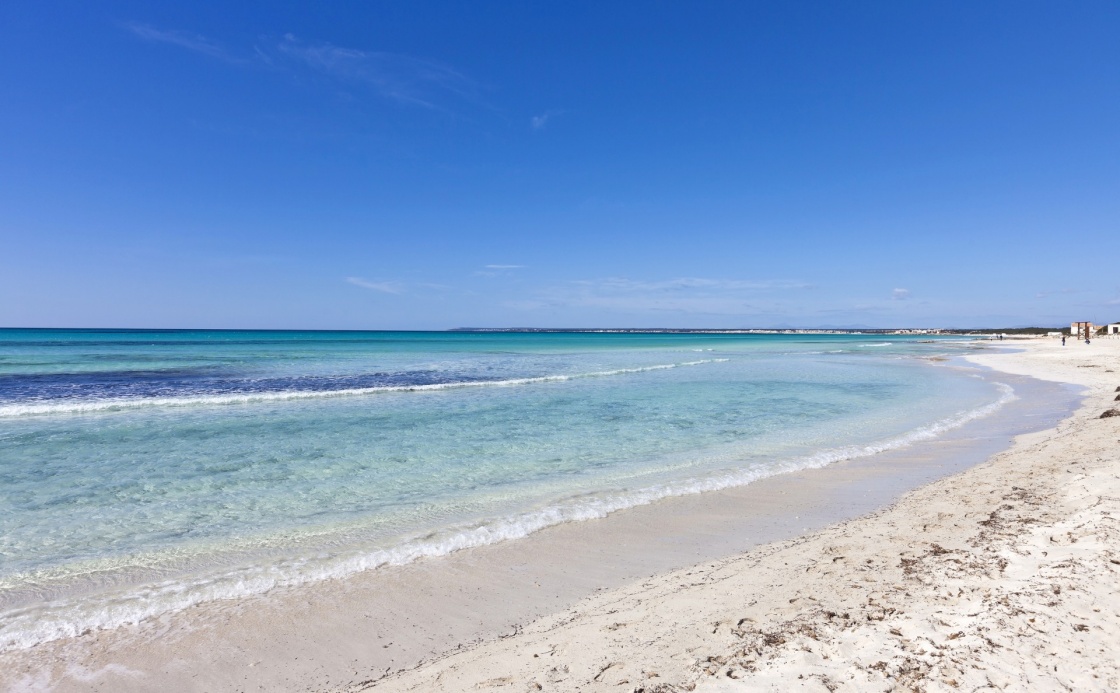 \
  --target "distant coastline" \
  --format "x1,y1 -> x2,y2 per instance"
1,326 -> 1067,335
449,326 -> 1063,335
